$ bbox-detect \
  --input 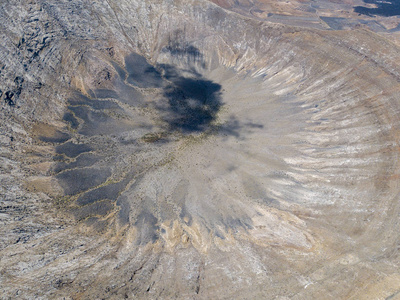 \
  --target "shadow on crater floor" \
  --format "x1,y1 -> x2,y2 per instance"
157,63 -> 222,133
125,53 -> 163,88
